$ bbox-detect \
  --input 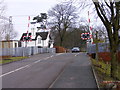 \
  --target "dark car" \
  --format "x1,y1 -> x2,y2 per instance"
71,47 -> 80,53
